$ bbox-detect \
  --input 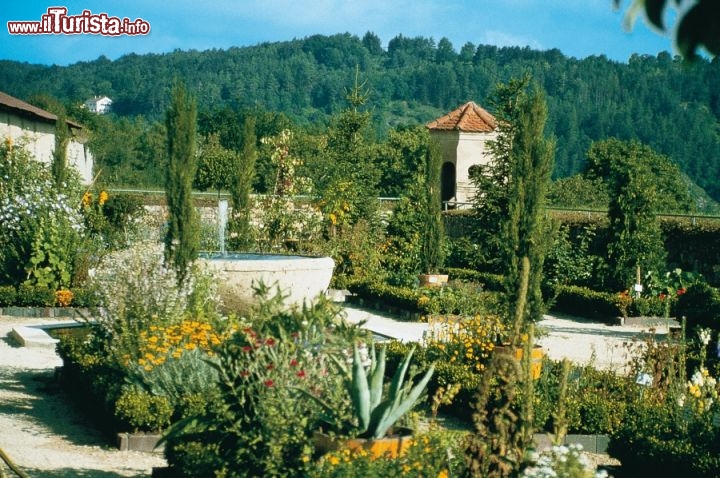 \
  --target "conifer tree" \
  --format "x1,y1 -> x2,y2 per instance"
228,115 -> 257,251
475,76 -> 555,330
164,81 -> 199,283
421,139 -> 445,274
